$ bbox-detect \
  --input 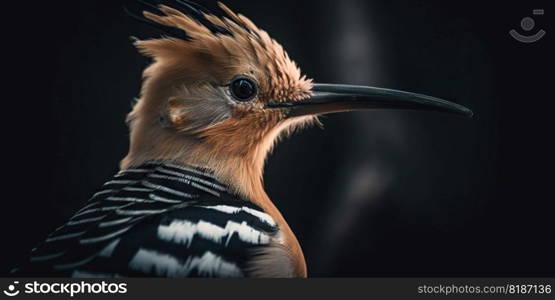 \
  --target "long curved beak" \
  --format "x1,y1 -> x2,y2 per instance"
266,83 -> 473,118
